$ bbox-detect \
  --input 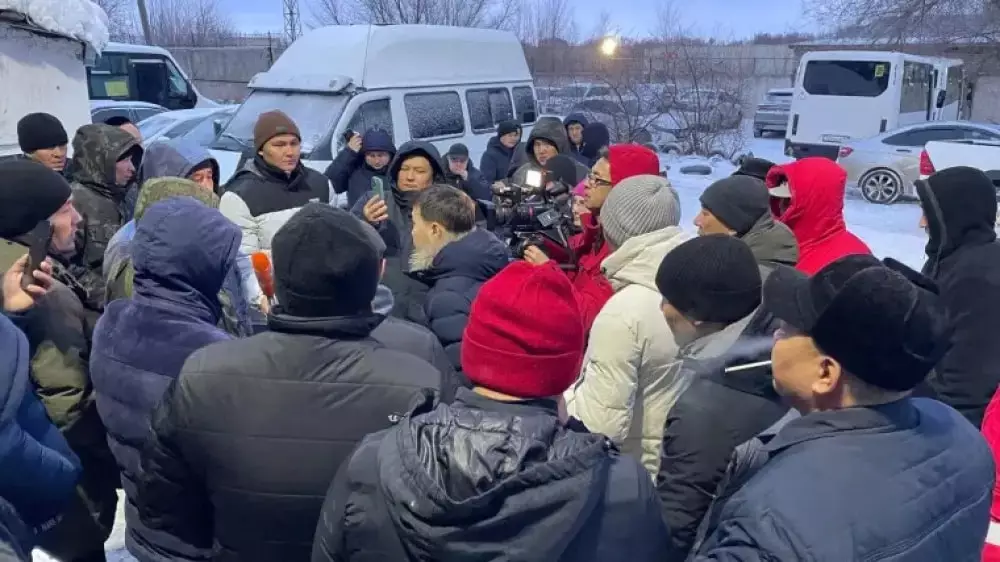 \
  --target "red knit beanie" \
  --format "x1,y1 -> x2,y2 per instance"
461,261 -> 585,398
609,144 -> 660,186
